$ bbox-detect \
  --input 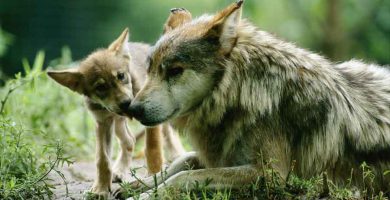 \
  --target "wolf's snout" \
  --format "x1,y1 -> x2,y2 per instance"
128,101 -> 145,120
